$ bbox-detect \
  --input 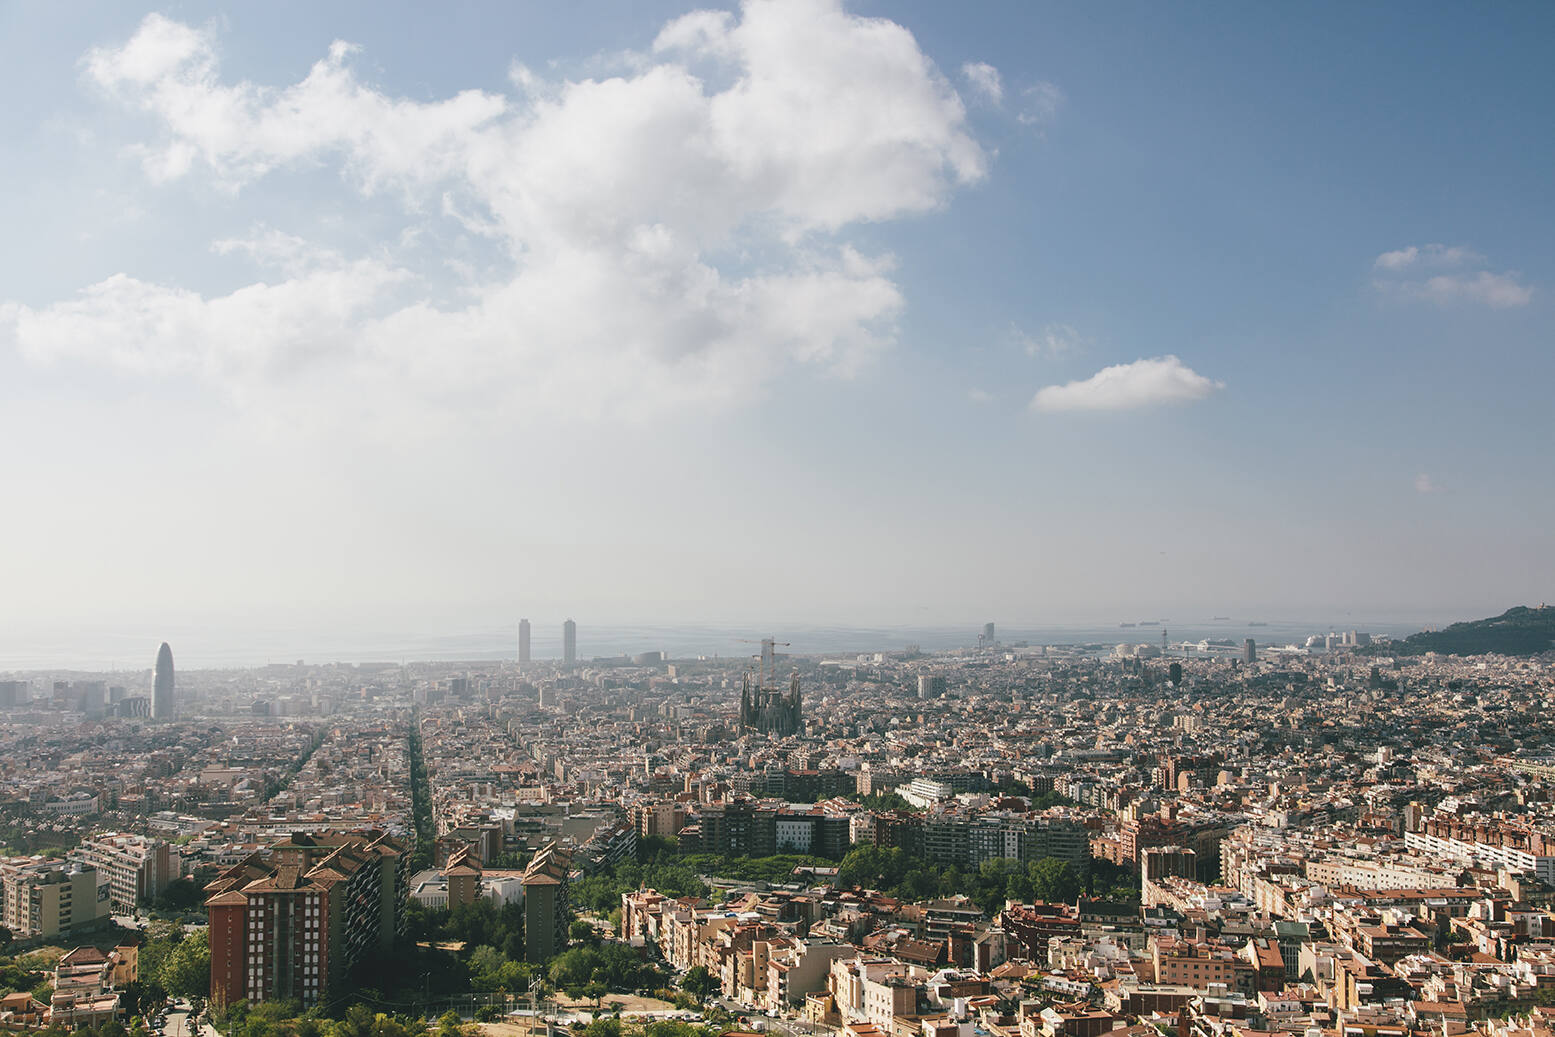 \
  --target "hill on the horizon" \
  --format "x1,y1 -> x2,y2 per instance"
1376,604 -> 1555,657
